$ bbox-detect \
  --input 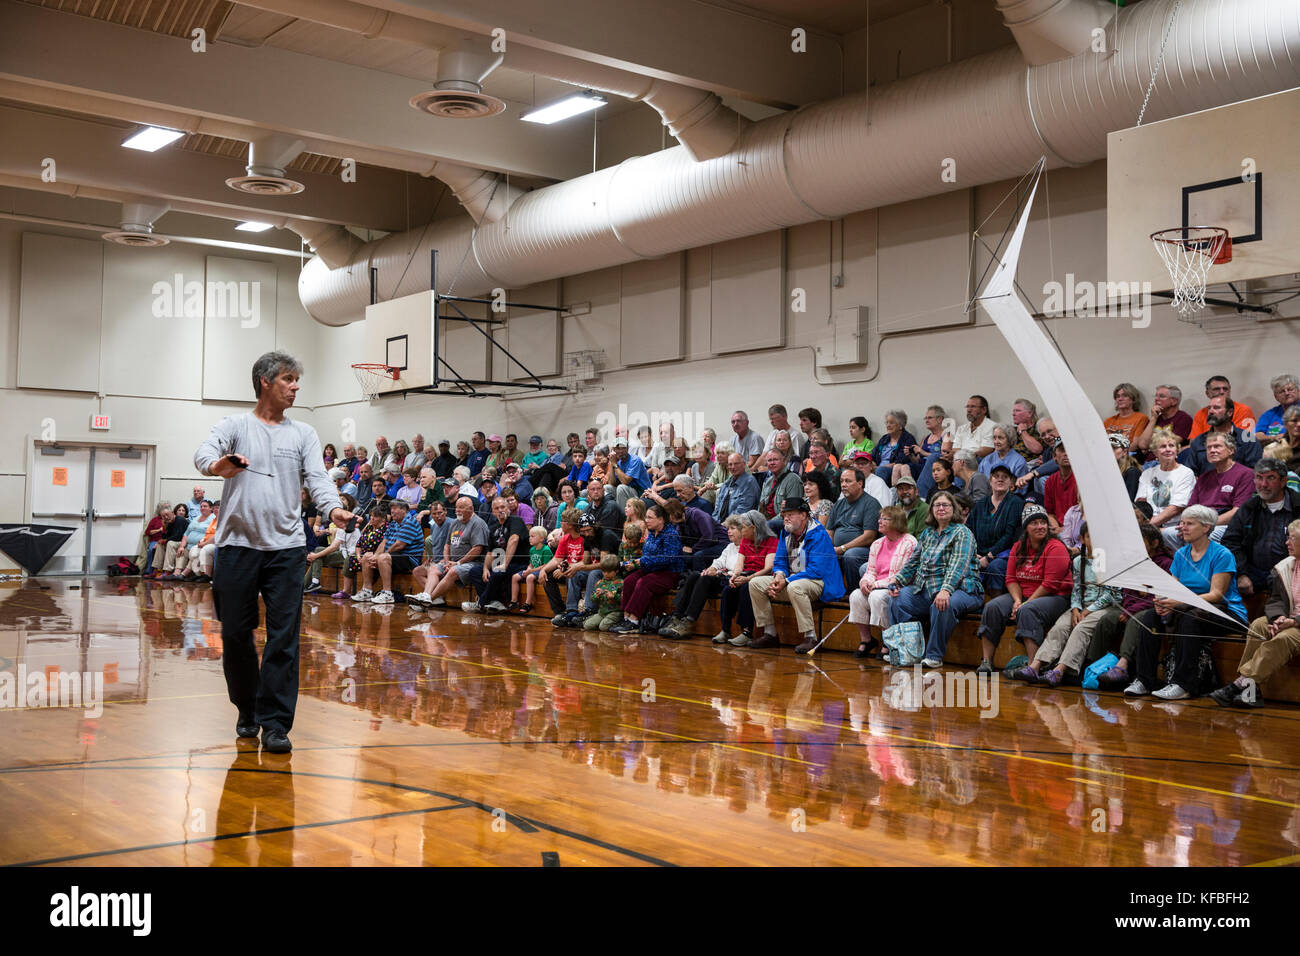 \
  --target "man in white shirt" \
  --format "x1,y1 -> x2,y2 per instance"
951,395 -> 996,460
764,403 -> 808,458
730,410 -> 766,470
849,451 -> 895,509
